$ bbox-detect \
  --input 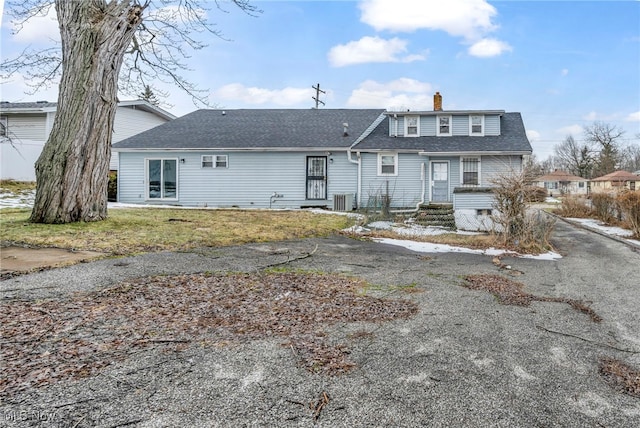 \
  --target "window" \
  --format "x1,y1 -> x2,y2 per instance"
202,155 -> 214,168
437,115 -> 451,136
201,154 -> 228,168
545,181 -> 558,190
462,157 -> 480,185
215,155 -> 228,168
404,115 -> 419,136
378,153 -> 398,176
0,116 -> 7,137
469,115 -> 484,135
147,159 -> 178,199
578,182 -> 585,188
